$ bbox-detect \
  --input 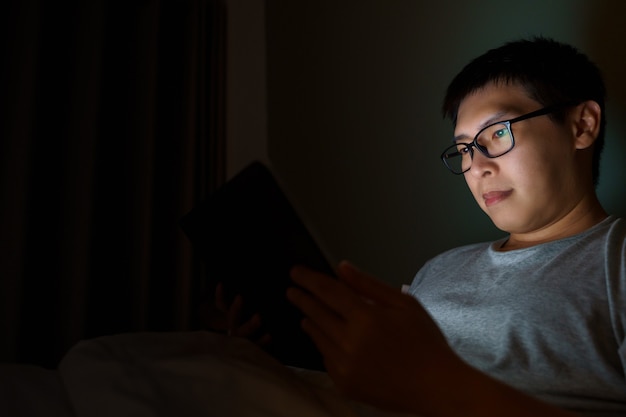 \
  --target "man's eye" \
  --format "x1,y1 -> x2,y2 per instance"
493,127 -> 510,139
